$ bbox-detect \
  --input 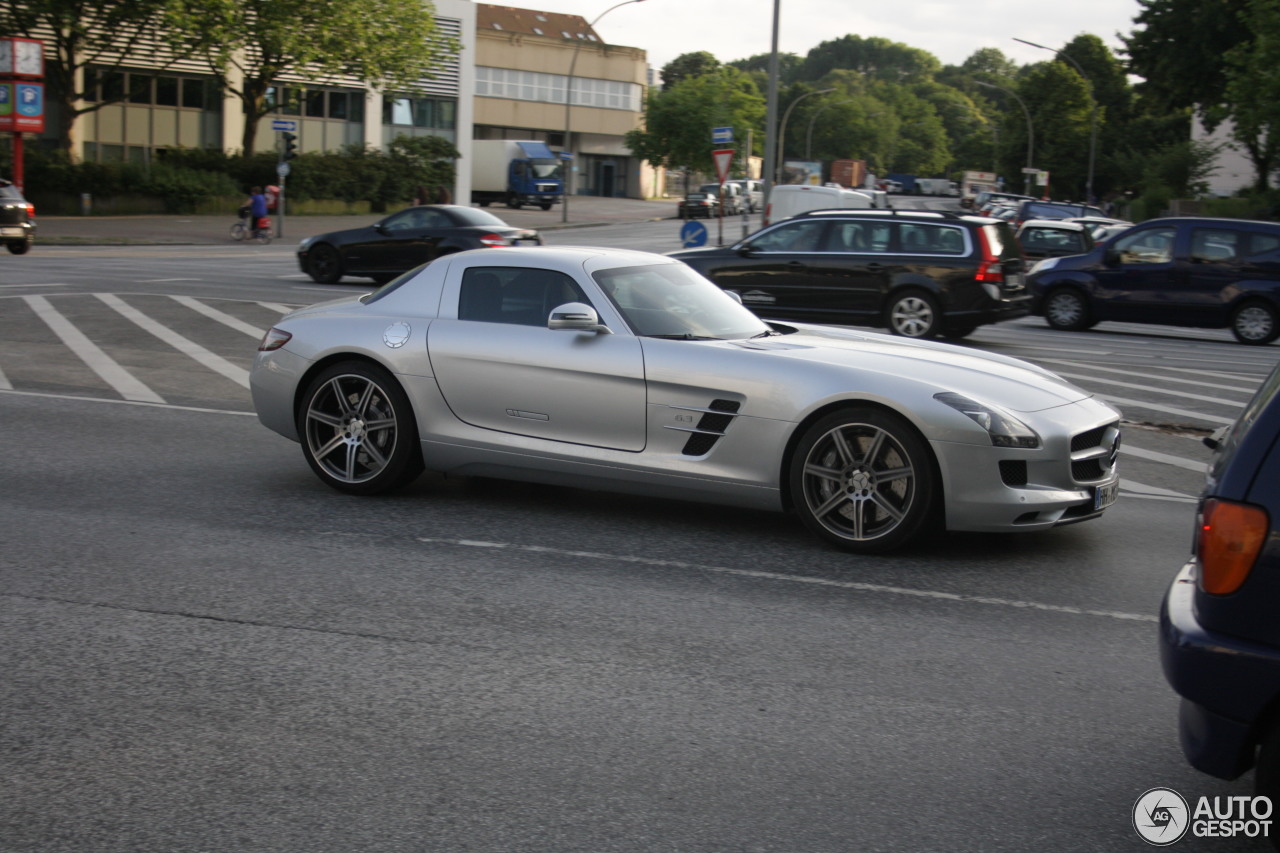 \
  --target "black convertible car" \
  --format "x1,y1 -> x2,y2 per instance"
297,205 -> 541,284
